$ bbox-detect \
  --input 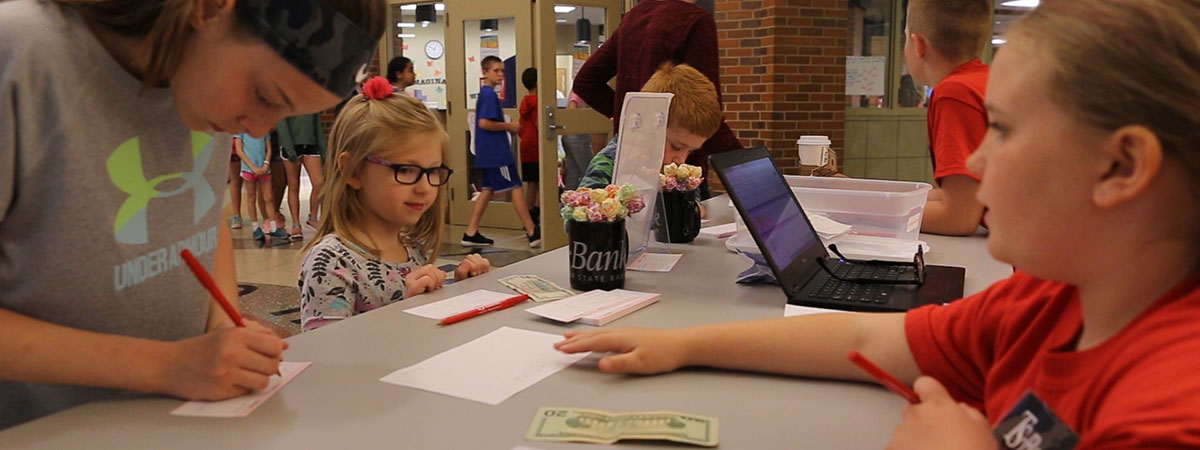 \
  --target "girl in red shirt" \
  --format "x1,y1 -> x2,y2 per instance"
554,1 -> 1200,448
